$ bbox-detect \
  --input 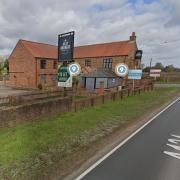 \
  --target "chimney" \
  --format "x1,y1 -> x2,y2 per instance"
130,32 -> 136,41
